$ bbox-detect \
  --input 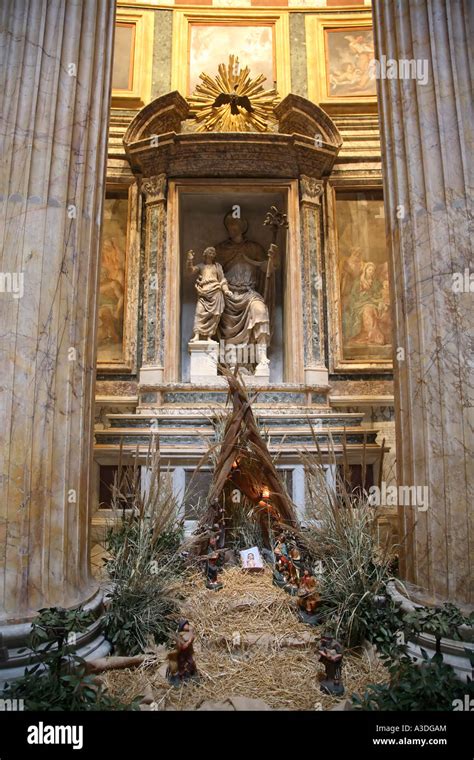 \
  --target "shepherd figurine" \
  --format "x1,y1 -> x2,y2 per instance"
166,619 -> 199,686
